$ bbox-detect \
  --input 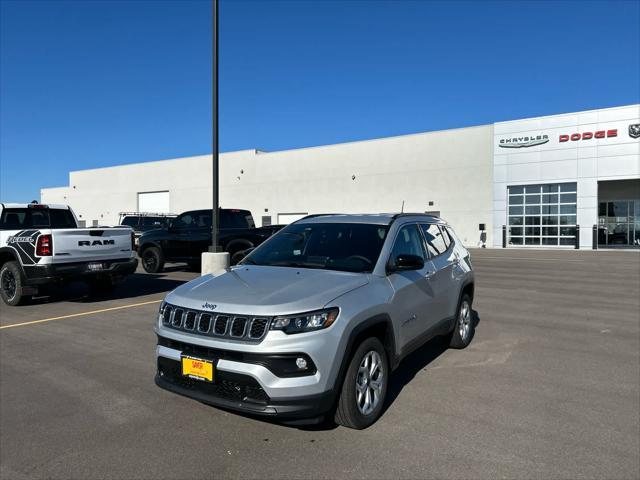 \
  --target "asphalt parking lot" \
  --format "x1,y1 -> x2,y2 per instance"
1,249 -> 639,480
